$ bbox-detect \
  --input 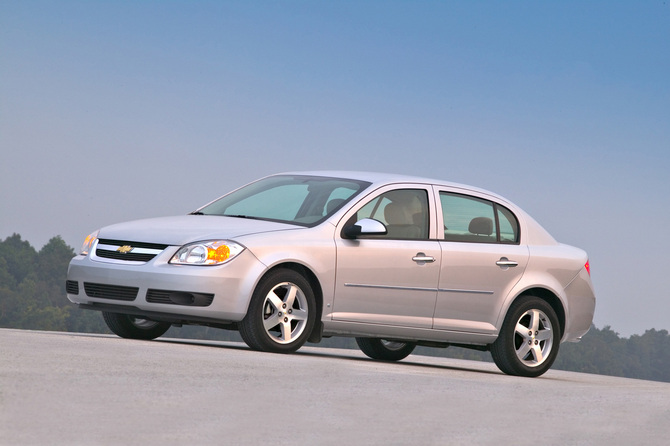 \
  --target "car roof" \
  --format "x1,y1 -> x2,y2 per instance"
276,170 -> 510,203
